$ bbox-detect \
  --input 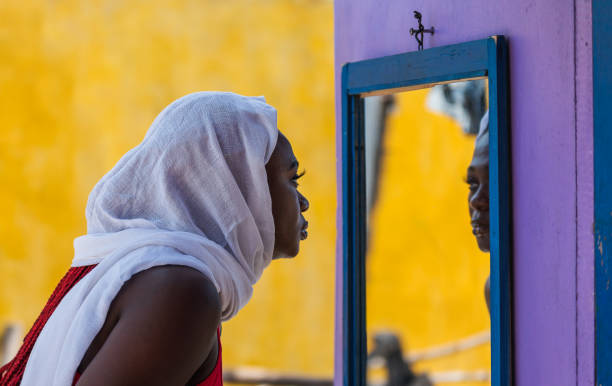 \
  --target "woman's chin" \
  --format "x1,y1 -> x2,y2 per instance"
477,237 -> 490,253
272,244 -> 300,259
